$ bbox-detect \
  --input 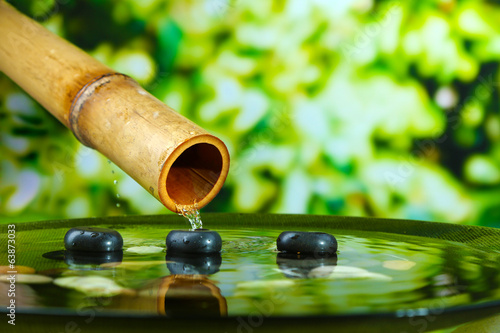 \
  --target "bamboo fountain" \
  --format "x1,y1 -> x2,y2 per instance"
0,1 -> 230,212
